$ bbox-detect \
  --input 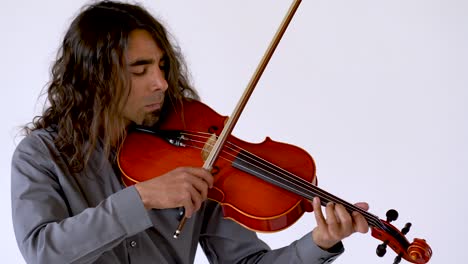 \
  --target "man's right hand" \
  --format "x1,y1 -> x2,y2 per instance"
134,167 -> 213,218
